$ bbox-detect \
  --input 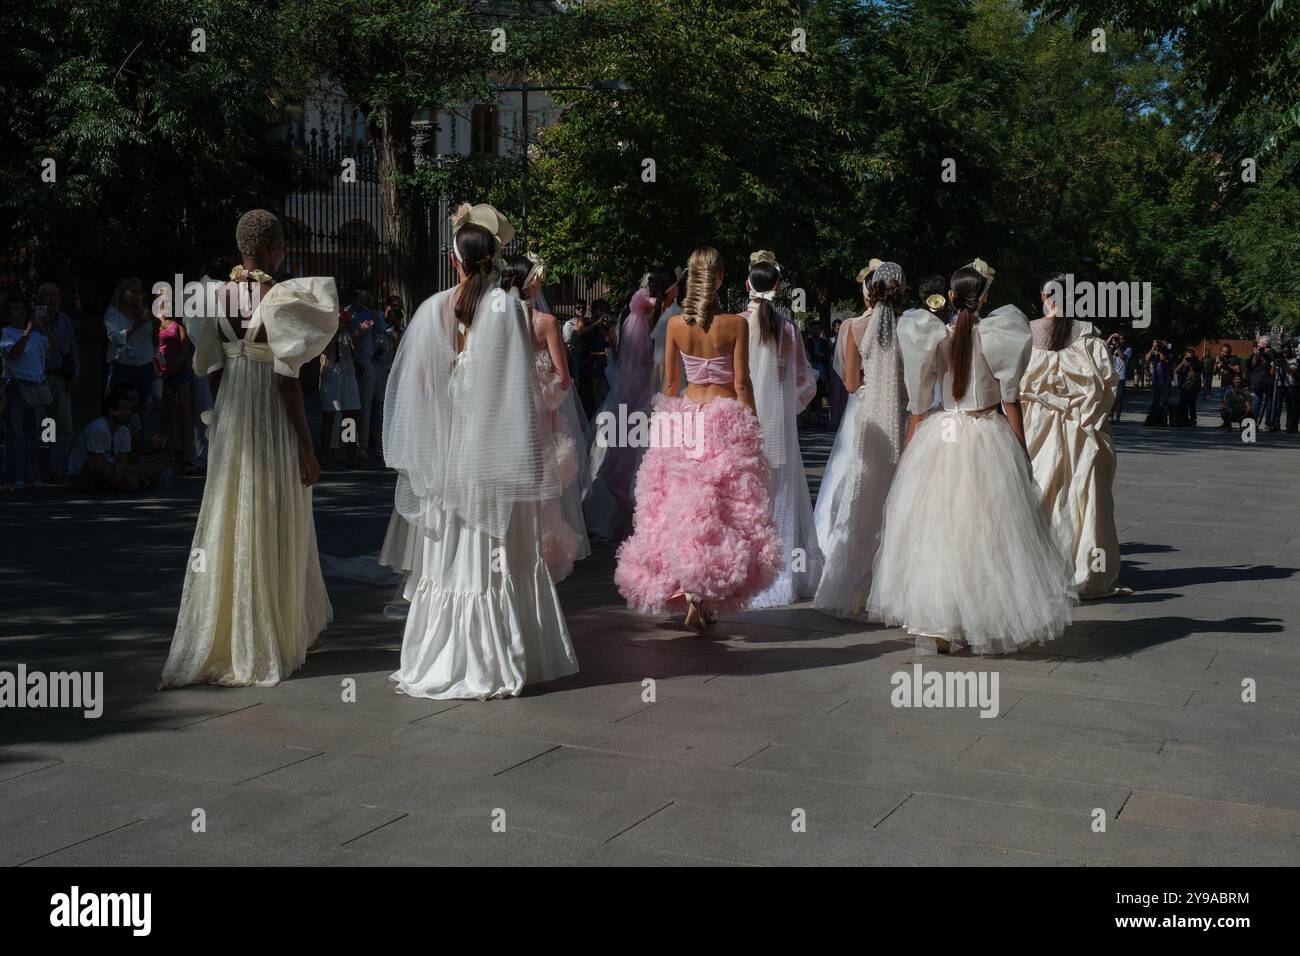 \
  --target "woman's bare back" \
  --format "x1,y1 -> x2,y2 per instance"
667,311 -> 754,407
